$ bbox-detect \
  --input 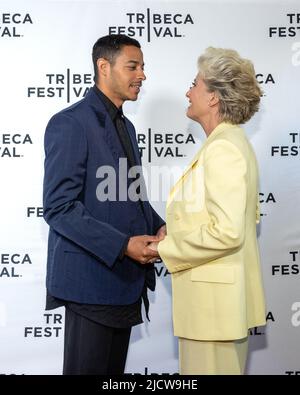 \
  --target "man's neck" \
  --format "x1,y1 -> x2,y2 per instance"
95,83 -> 123,109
